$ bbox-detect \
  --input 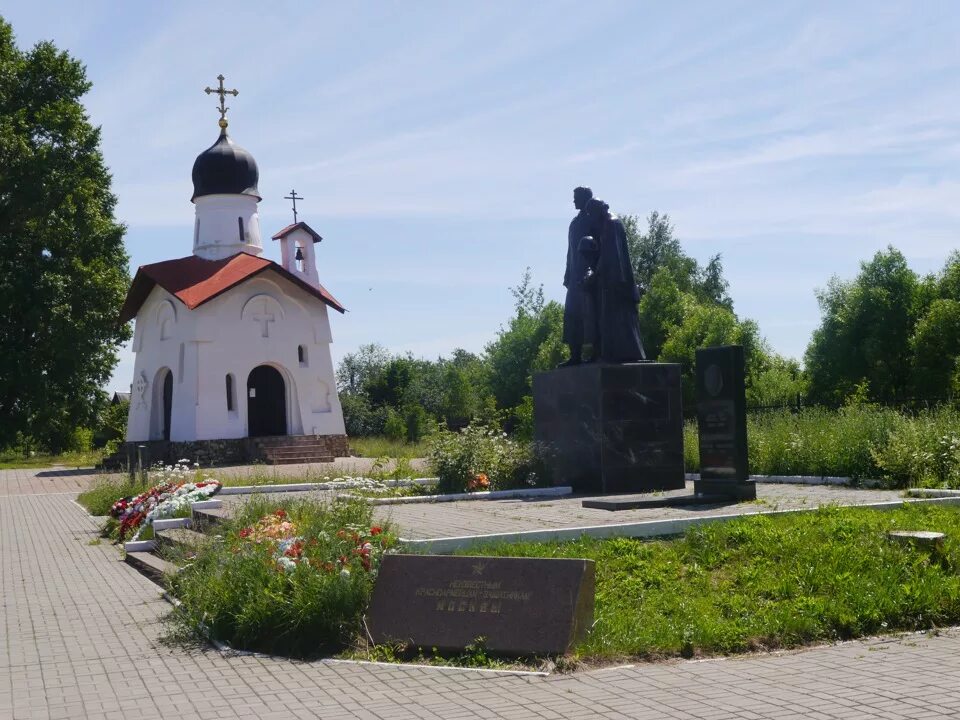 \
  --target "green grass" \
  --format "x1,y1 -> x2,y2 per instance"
0,448 -> 104,469
456,504 -> 960,661
348,435 -> 429,459
77,475 -> 150,516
